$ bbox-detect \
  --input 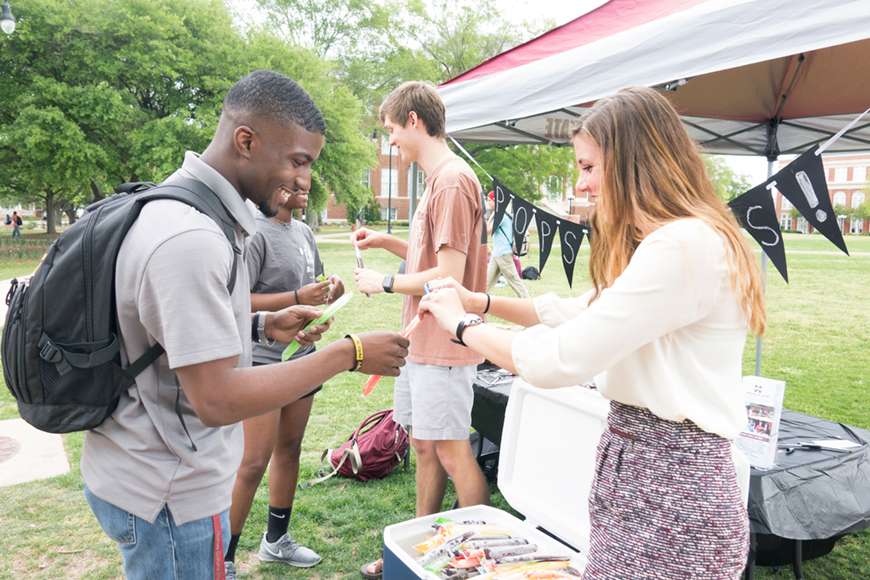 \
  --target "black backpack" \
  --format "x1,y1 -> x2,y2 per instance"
1,178 -> 240,434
